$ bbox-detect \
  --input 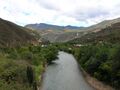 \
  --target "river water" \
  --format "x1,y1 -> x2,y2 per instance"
41,52 -> 94,90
